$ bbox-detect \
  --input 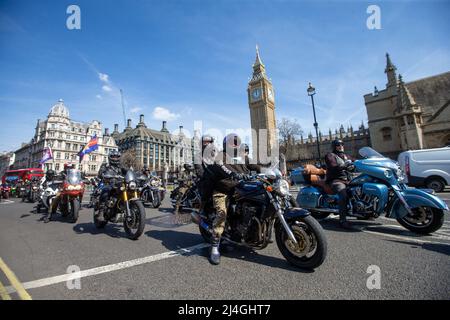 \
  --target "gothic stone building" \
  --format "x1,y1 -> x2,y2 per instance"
283,124 -> 371,169
365,54 -> 450,159
112,115 -> 197,174
13,100 -> 118,177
